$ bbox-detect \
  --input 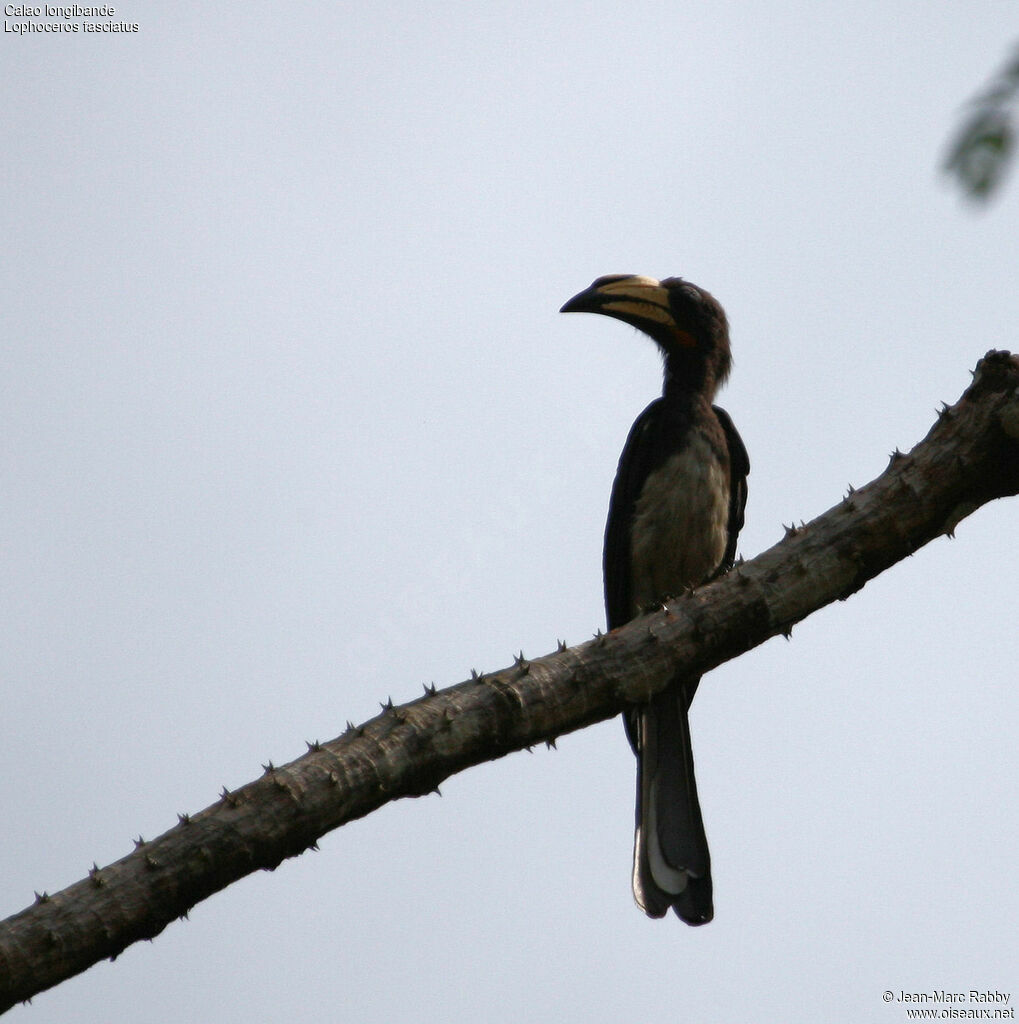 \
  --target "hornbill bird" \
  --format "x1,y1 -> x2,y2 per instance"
561,275 -> 749,924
